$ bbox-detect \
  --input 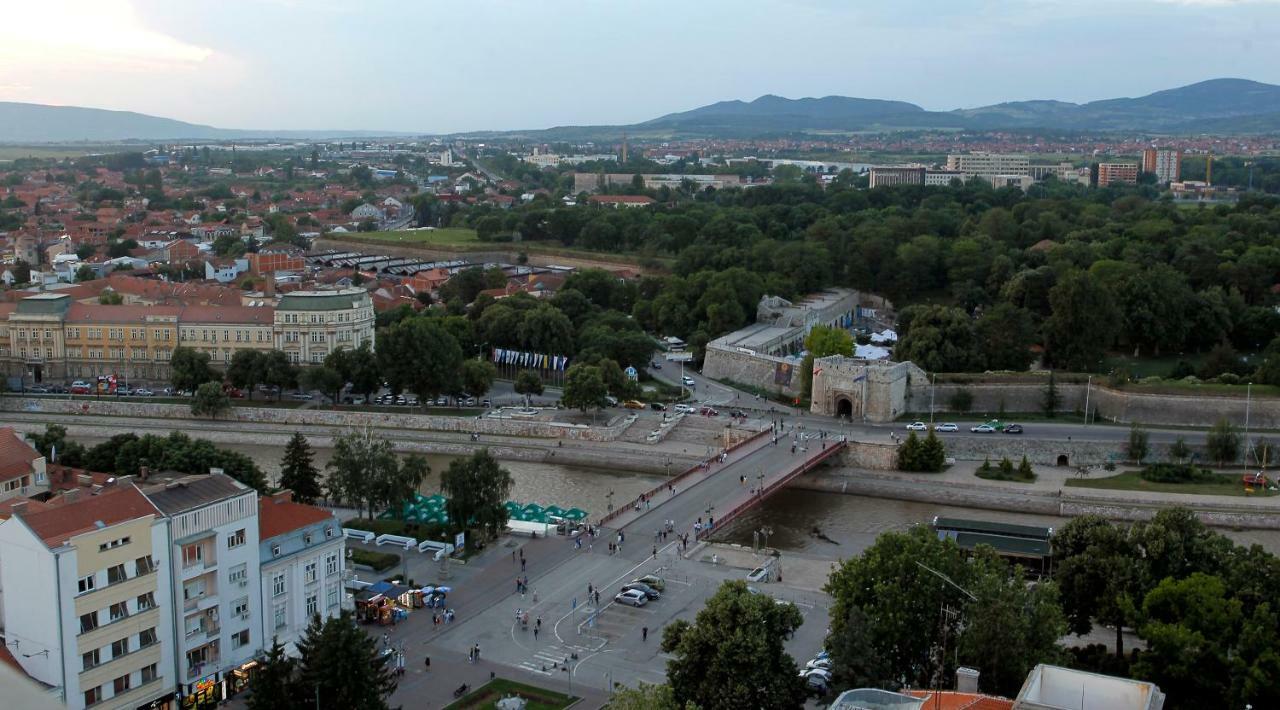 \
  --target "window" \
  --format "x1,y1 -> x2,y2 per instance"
274,604 -> 286,629
139,627 -> 157,648
229,563 -> 247,585
233,597 -> 249,619
137,592 -> 155,611
135,555 -> 154,576
109,602 -> 129,622
84,686 -> 102,707
182,543 -> 203,568
326,583 -> 339,610
111,638 -> 129,658
141,663 -> 158,684
232,629 -> 250,649
183,578 -> 206,602
98,536 -> 131,552
304,561 -> 317,584
271,544 -> 280,557
306,594 -> 318,616
227,528 -> 246,549
80,612 -> 98,634
325,526 -> 335,539
273,573 -> 286,597
107,564 -> 127,585
82,648 -> 100,671
325,553 -> 338,576
113,673 -> 131,694
78,574 -> 96,594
